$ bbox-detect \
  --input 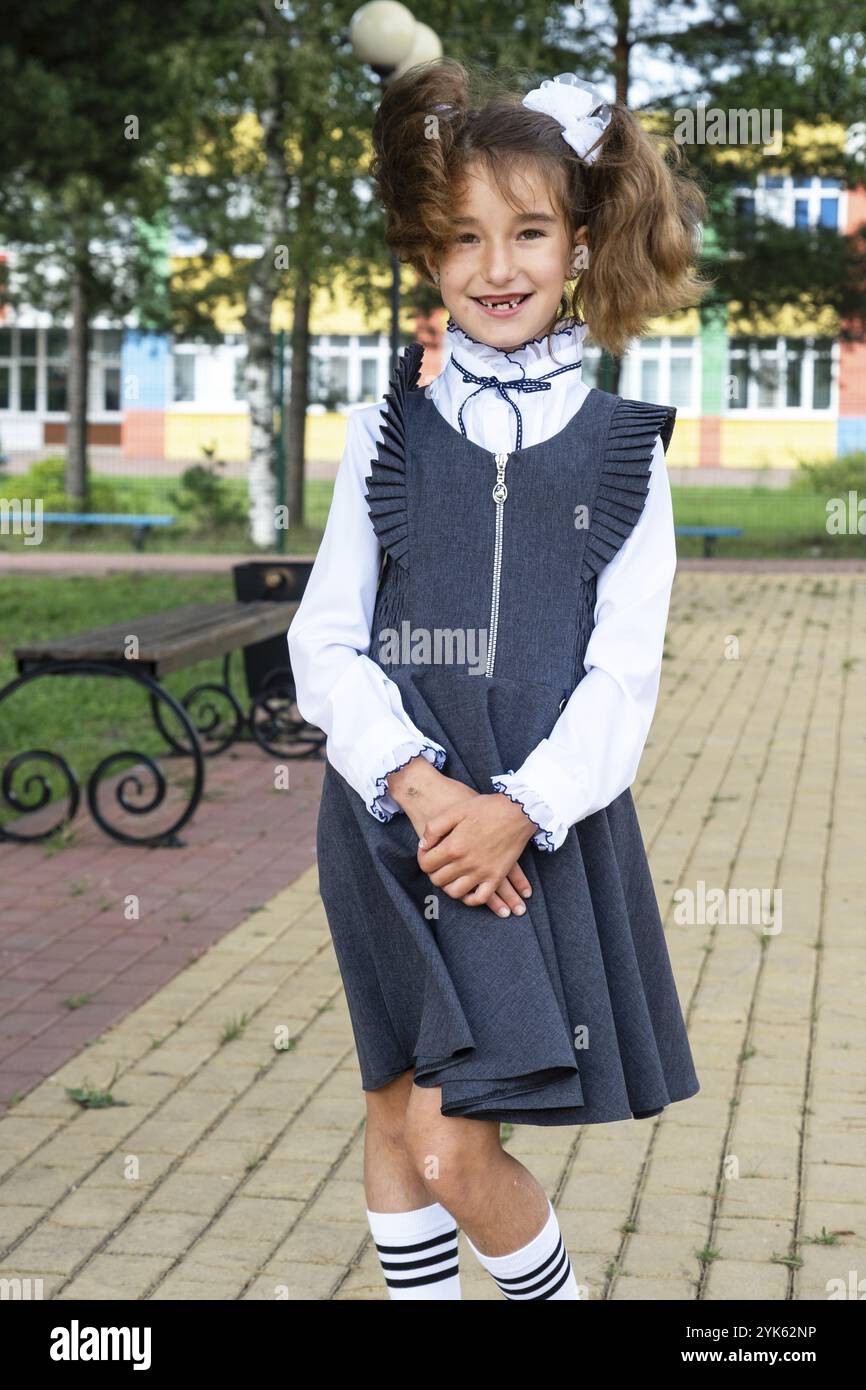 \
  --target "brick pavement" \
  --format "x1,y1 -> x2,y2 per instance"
0,569 -> 864,1300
